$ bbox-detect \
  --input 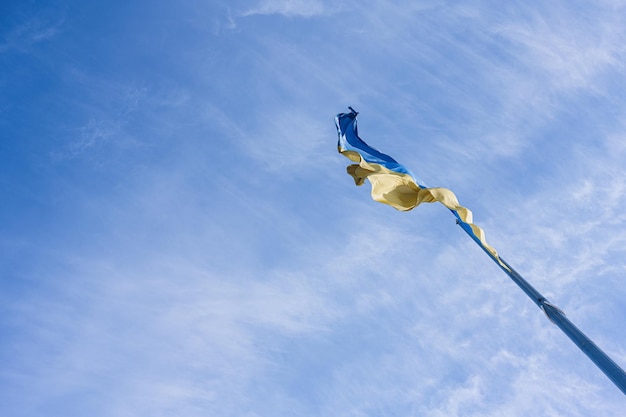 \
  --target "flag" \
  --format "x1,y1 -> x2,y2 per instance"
335,107 -> 504,265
